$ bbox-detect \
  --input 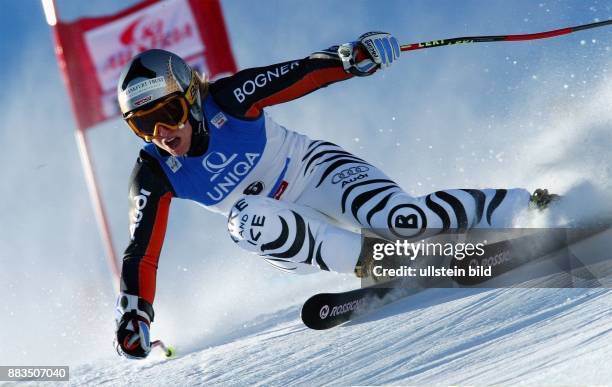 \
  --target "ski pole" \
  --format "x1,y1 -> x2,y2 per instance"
152,339 -> 175,358
400,19 -> 612,52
